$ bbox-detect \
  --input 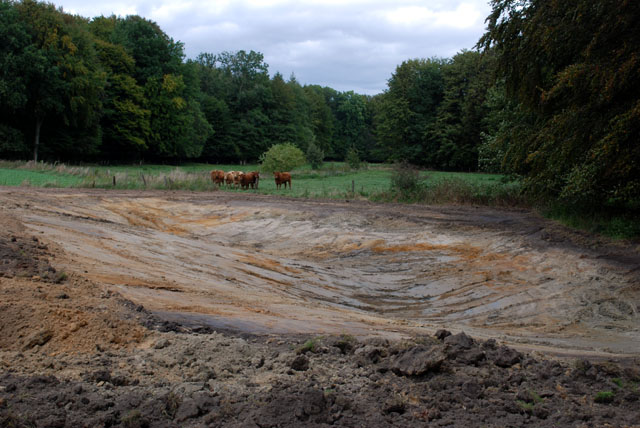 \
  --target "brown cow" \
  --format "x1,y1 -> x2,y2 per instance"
225,171 -> 244,188
225,171 -> 236,187
210,169 -> 225,187
233,171 -> 245,189
240,171 -> 260,190
273,171 -> 291,189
